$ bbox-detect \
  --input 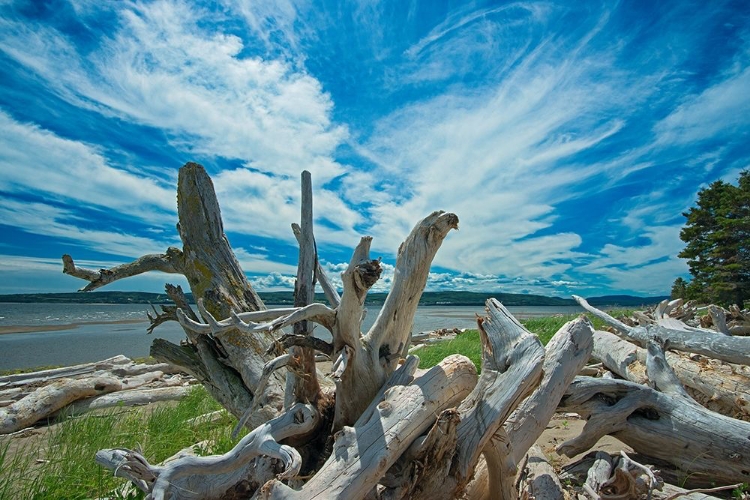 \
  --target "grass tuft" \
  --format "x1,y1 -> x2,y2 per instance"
418,330 -> 483,372
0,385 -> 238,500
